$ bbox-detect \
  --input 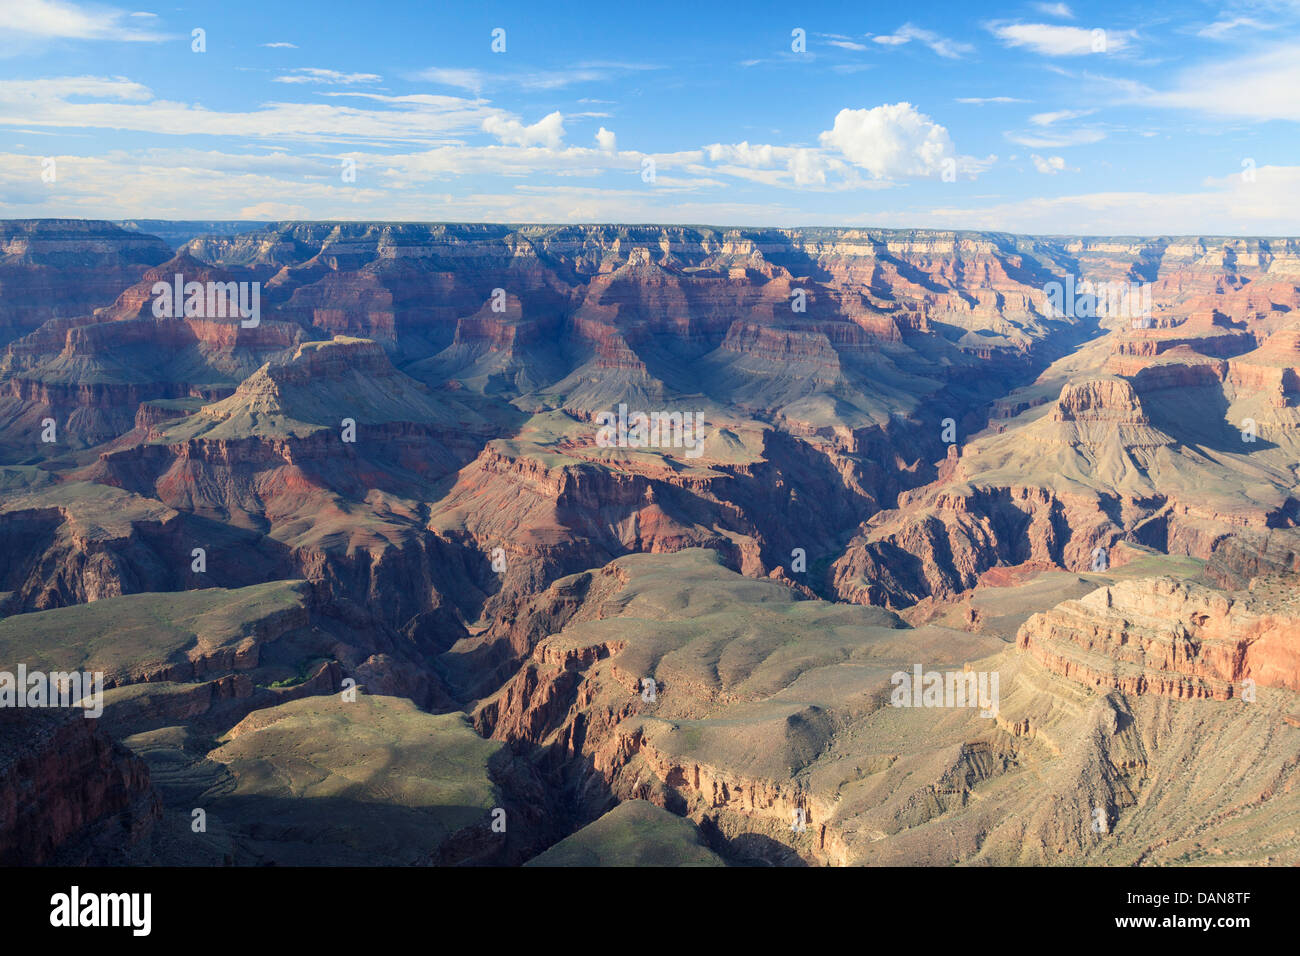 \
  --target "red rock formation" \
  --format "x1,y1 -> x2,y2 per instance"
0,708 -> 159,864
1017,577 -> 1300,700
0,220 -> 170,342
